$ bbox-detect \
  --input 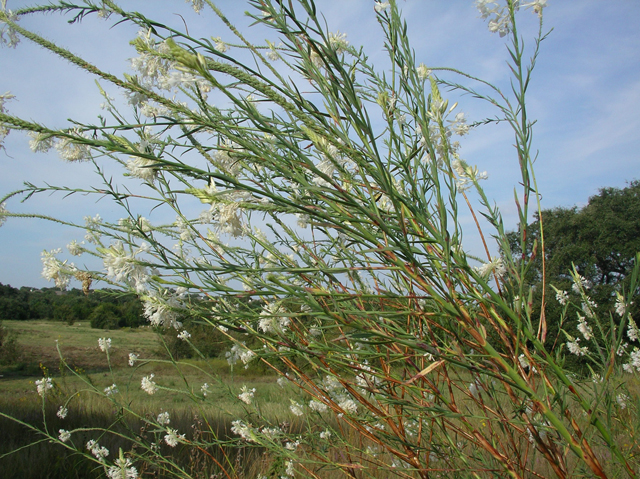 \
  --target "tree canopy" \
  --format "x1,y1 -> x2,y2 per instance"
508,180 -> 640,339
